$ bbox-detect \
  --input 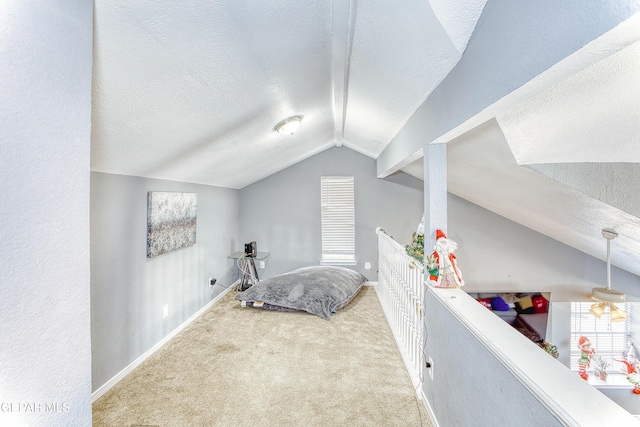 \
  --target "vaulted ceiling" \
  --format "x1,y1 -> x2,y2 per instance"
91,0 -> 486,188
91,2 -> 640,284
